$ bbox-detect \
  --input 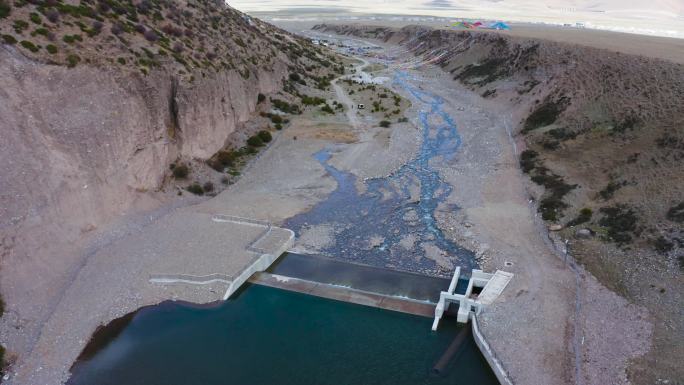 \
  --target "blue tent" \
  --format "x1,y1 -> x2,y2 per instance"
490,22 -> 511,30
